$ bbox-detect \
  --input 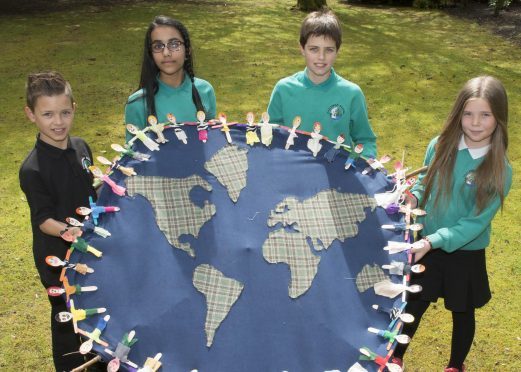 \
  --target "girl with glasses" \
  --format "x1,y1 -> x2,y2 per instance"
125,15 -> 216,141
